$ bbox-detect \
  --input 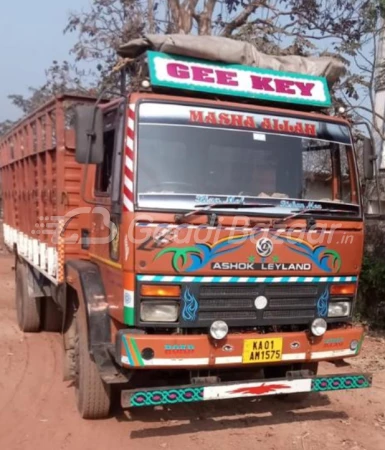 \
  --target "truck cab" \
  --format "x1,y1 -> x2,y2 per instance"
71,49 -> 371,414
